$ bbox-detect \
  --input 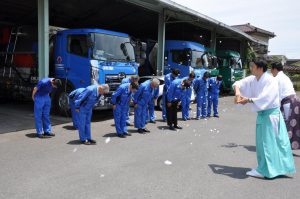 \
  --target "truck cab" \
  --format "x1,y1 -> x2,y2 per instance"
216,50 -> 245,93
163,40 -> 216,78
53,29 -> 138,113
0,26 -> 138,115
